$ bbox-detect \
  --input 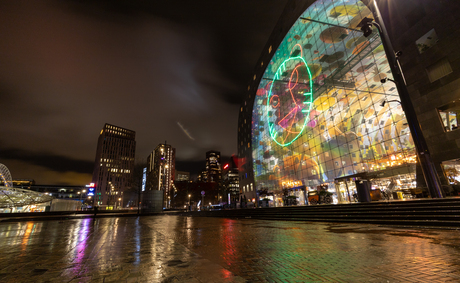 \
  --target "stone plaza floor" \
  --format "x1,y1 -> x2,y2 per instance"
0,215 -> 459,282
